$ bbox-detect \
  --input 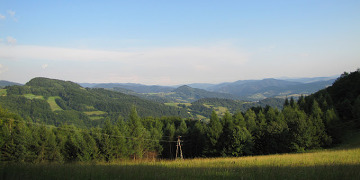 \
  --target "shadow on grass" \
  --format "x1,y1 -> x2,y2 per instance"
1,163 -> 360,180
